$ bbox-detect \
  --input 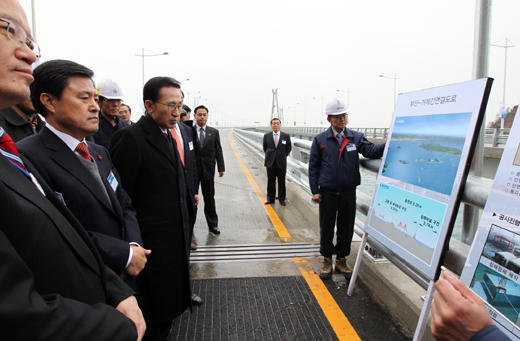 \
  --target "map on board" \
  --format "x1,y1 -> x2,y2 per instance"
370,182 -> 447,264
364,77 -> 493,279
